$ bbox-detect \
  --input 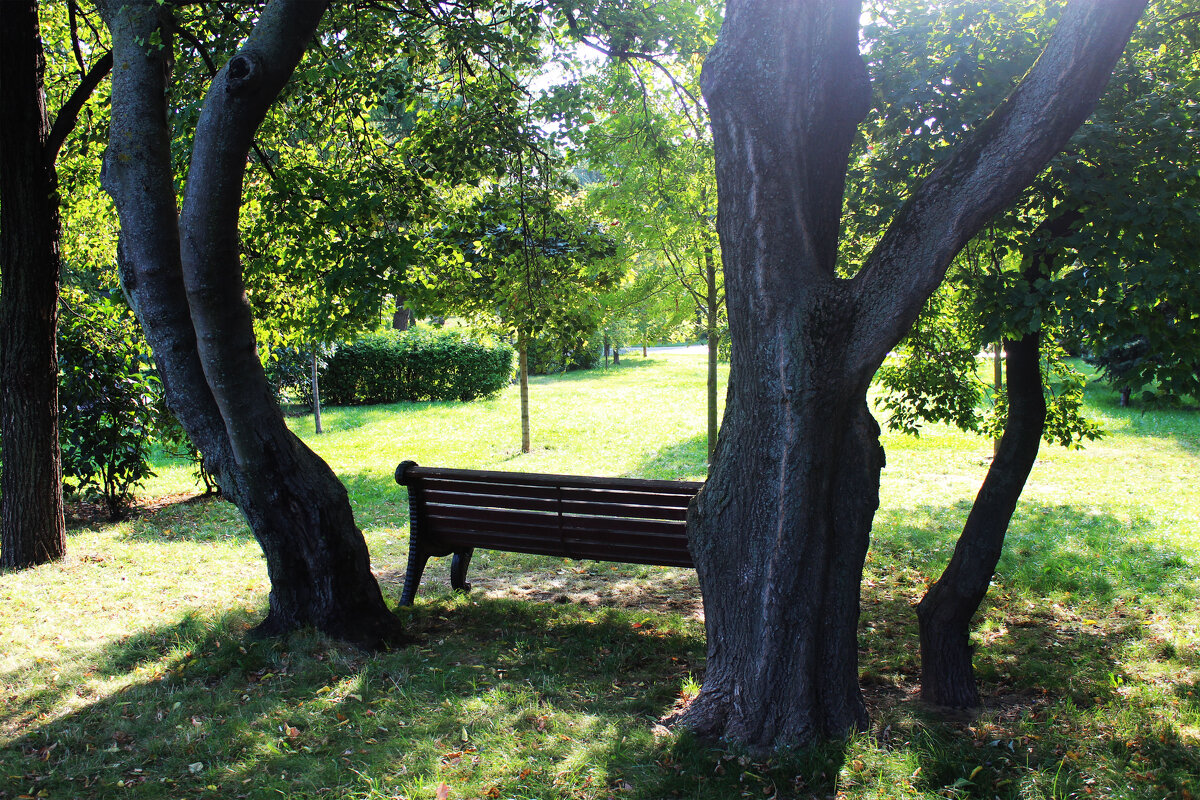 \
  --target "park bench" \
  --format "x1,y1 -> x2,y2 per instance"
394,460 -> 703,605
